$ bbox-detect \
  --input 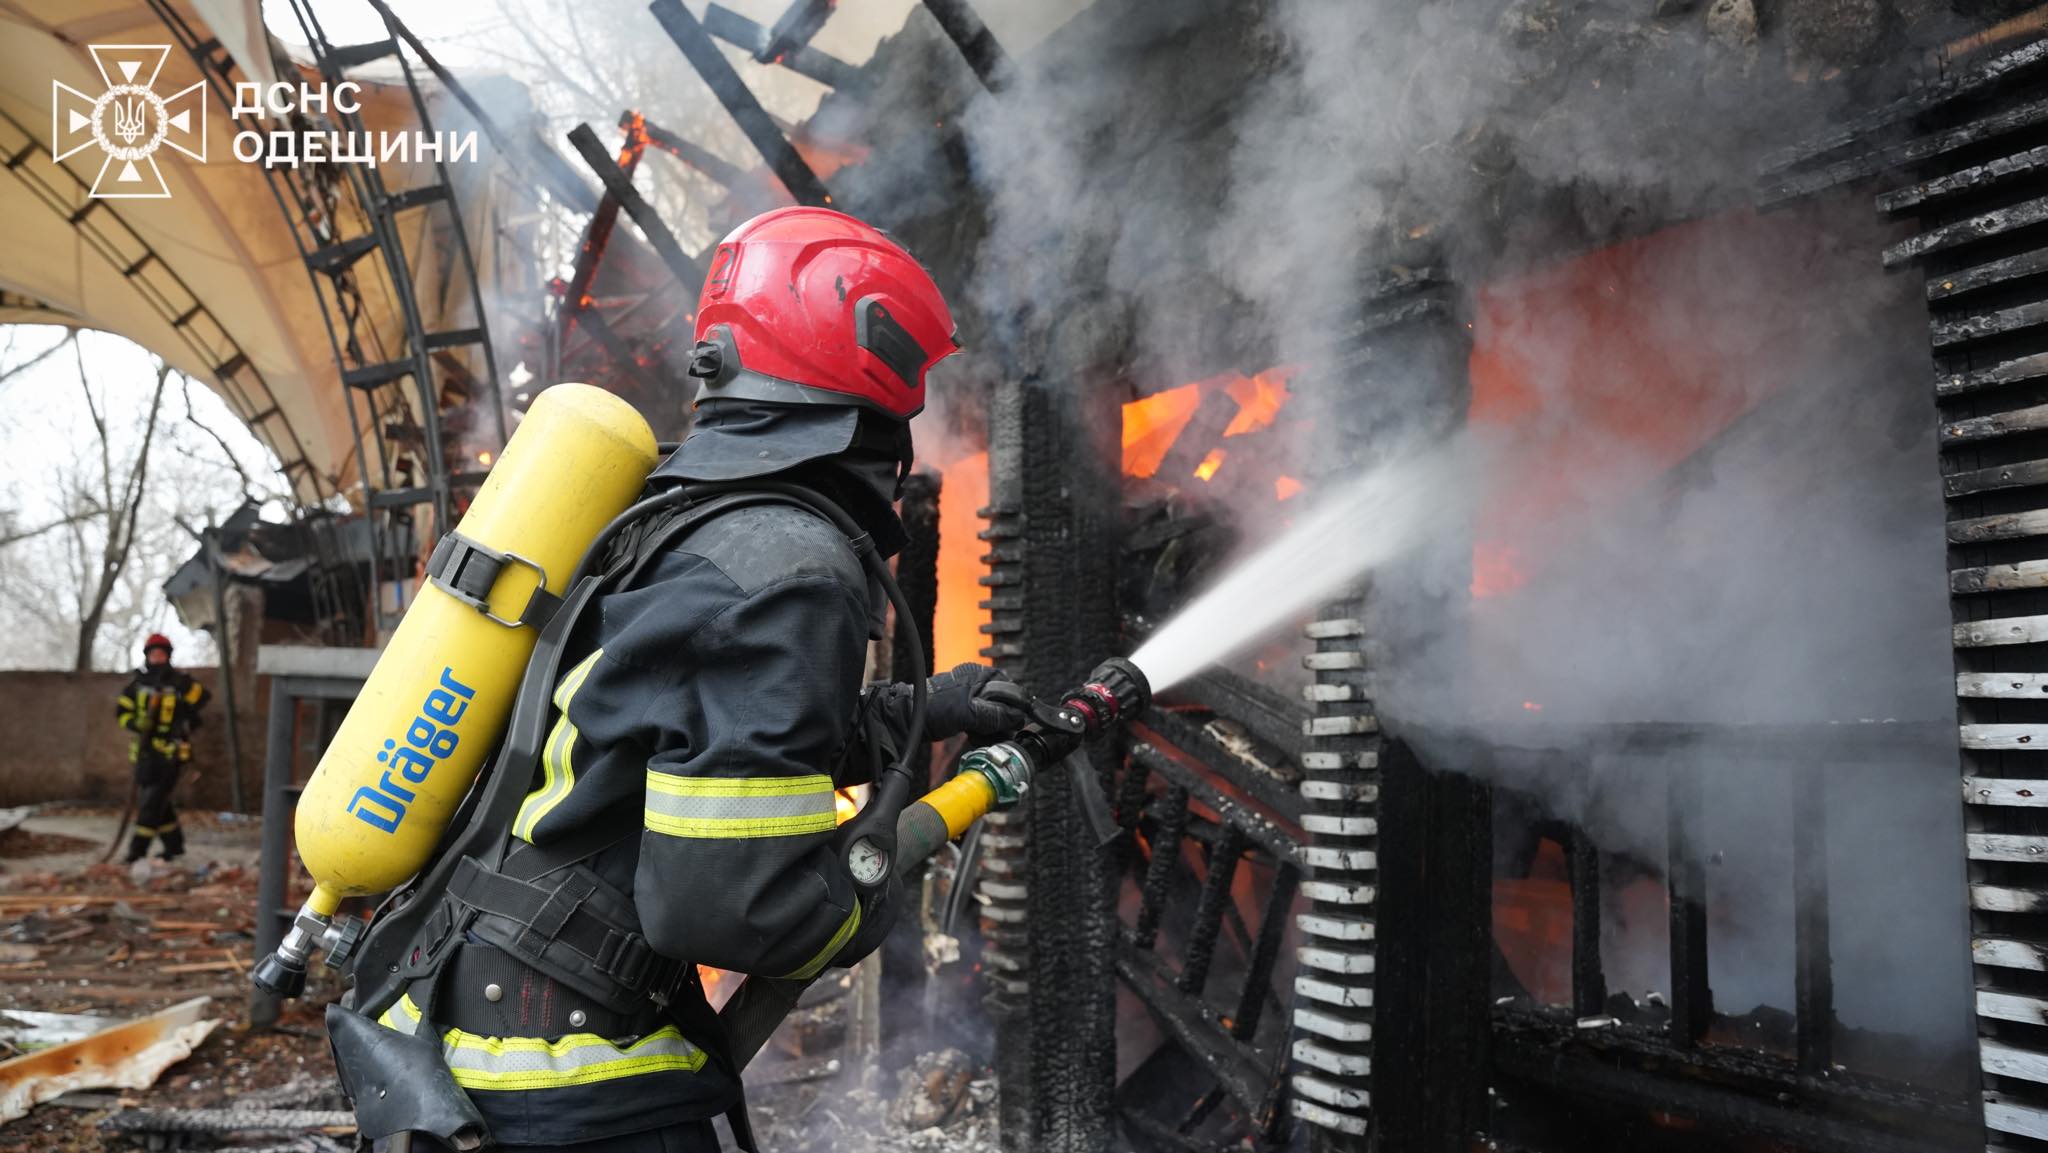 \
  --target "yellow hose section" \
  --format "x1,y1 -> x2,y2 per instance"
923,772 -> 998,840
